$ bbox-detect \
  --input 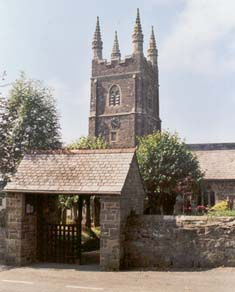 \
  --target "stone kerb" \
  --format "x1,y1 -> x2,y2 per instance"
124,215 -> 235,269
